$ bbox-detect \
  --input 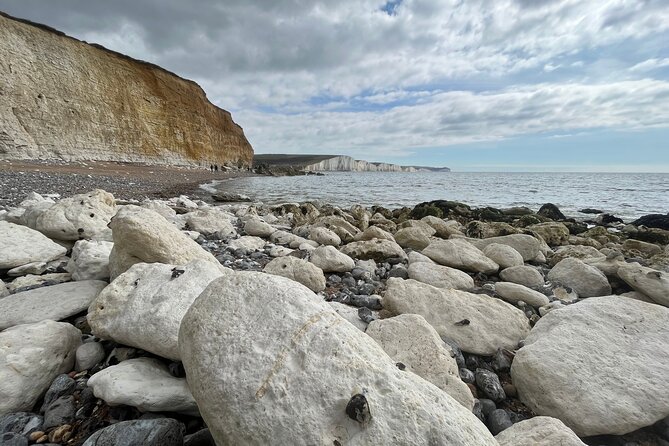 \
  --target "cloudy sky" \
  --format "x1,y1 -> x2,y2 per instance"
2,0 -> 668,171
